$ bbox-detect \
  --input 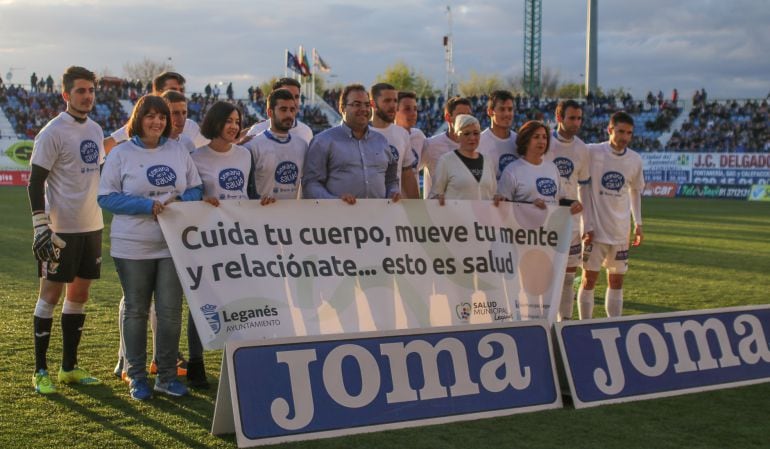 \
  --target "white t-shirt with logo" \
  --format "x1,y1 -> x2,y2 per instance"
244,130 -> 308,200
191,144 -> 252,201
99,139 -> 201,259
585,142 -> 645,245
497,158 -> 561,205
369,123 -> 416,185
30,112 -> 105,233
407,127 -> 427,190
477,128 -> 518,180
544,133 -> 590,201
247,119 -> 313,146
420,132 -> 458,199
